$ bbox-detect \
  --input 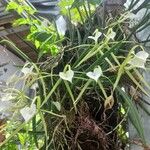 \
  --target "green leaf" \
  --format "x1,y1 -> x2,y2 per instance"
139,101 -> 150,116
6,2 -> 18,11
74,80 -> 91,105
117,87 -> 146,145
18,133 -> 25,145
126,70 -> 150,97
52,101 -> 61,111
13,18 -> 30,26
58,0 -> 74,15
64,81 -> 77,112
29,32 -> 52,42
59,0 -> 86,23
50,45 -> 59,55
0,123 -> 26,147
17,6 -> 24,14
41,79 -> 62,107
87,0 -> 102,5
71,0 -> 84,9
35,40 -> 40,49
0,40 -> 31,62
97,80 -> 107,98
59,0 -> 74,8
35,32 -> 53,42
86,42 -> 123,71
